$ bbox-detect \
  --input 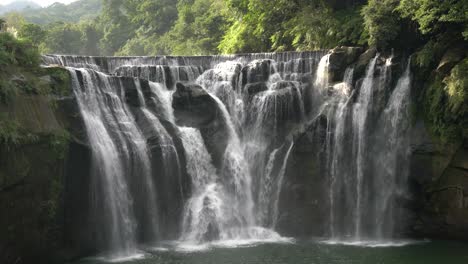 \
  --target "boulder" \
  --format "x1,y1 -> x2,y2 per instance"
172,82 -> 220,127
172,82 -> 230,169
354,47 -> 378,79
241,59 -> 273,88
329,47 -> 364,82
